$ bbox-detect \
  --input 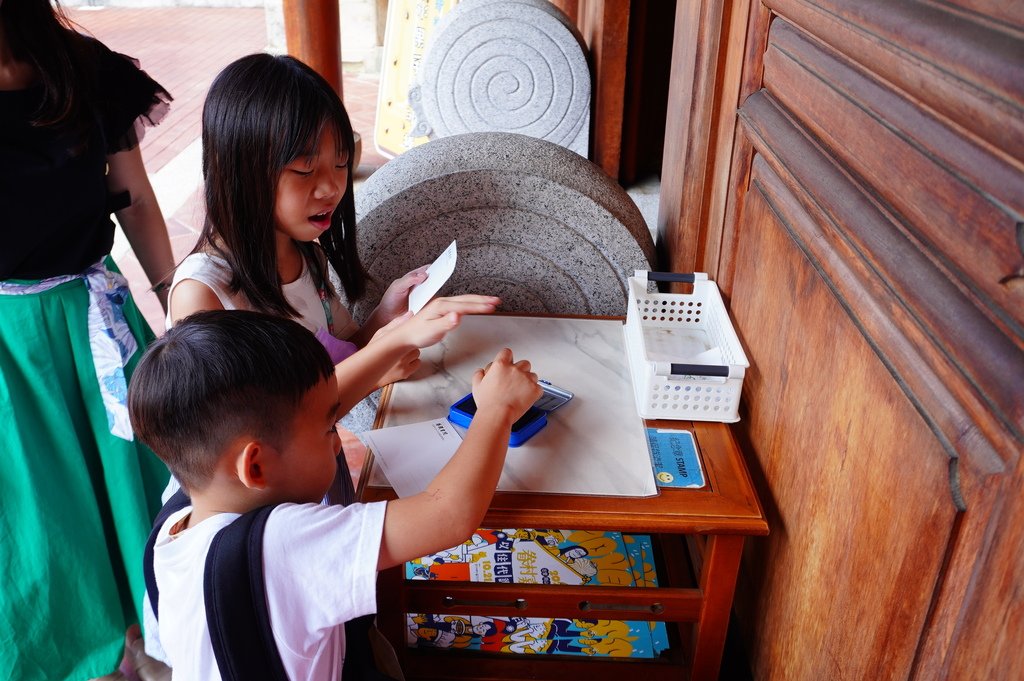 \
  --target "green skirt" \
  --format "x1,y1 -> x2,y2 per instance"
0,272 -> 169,681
